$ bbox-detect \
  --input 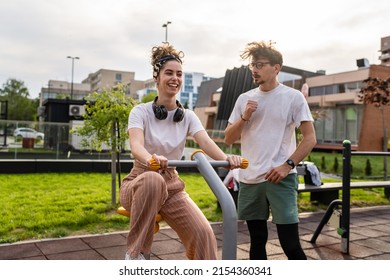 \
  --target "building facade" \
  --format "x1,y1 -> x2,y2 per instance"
179,72 -> 213,110
306,64 -> 390,151
379,35 -> 390,66
81,69 -> 144,99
